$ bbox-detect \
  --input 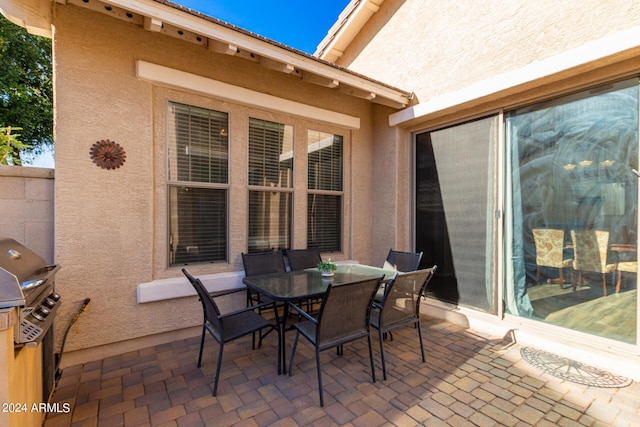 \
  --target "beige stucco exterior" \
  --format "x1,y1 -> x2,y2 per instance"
336,0 -> 640,109
2,0 -> 639,378
44,3 -> 406,355
328,0 -> 640,378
